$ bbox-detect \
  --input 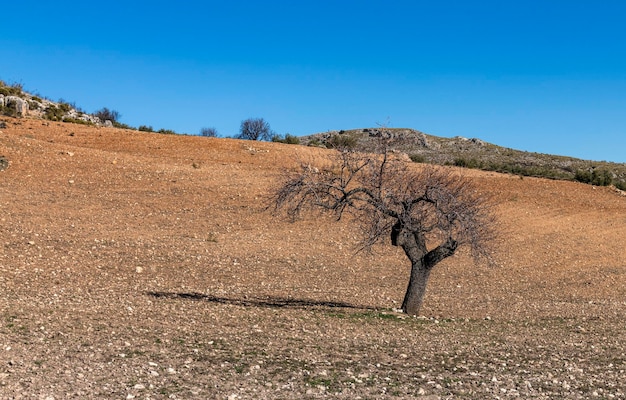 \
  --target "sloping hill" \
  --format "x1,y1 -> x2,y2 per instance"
0,117 -> 624,398
303,128 -> 626,190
